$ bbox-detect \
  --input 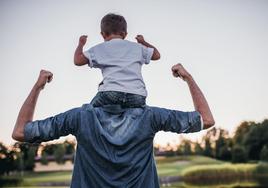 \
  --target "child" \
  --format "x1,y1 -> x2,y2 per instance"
74,13 -> 160,108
